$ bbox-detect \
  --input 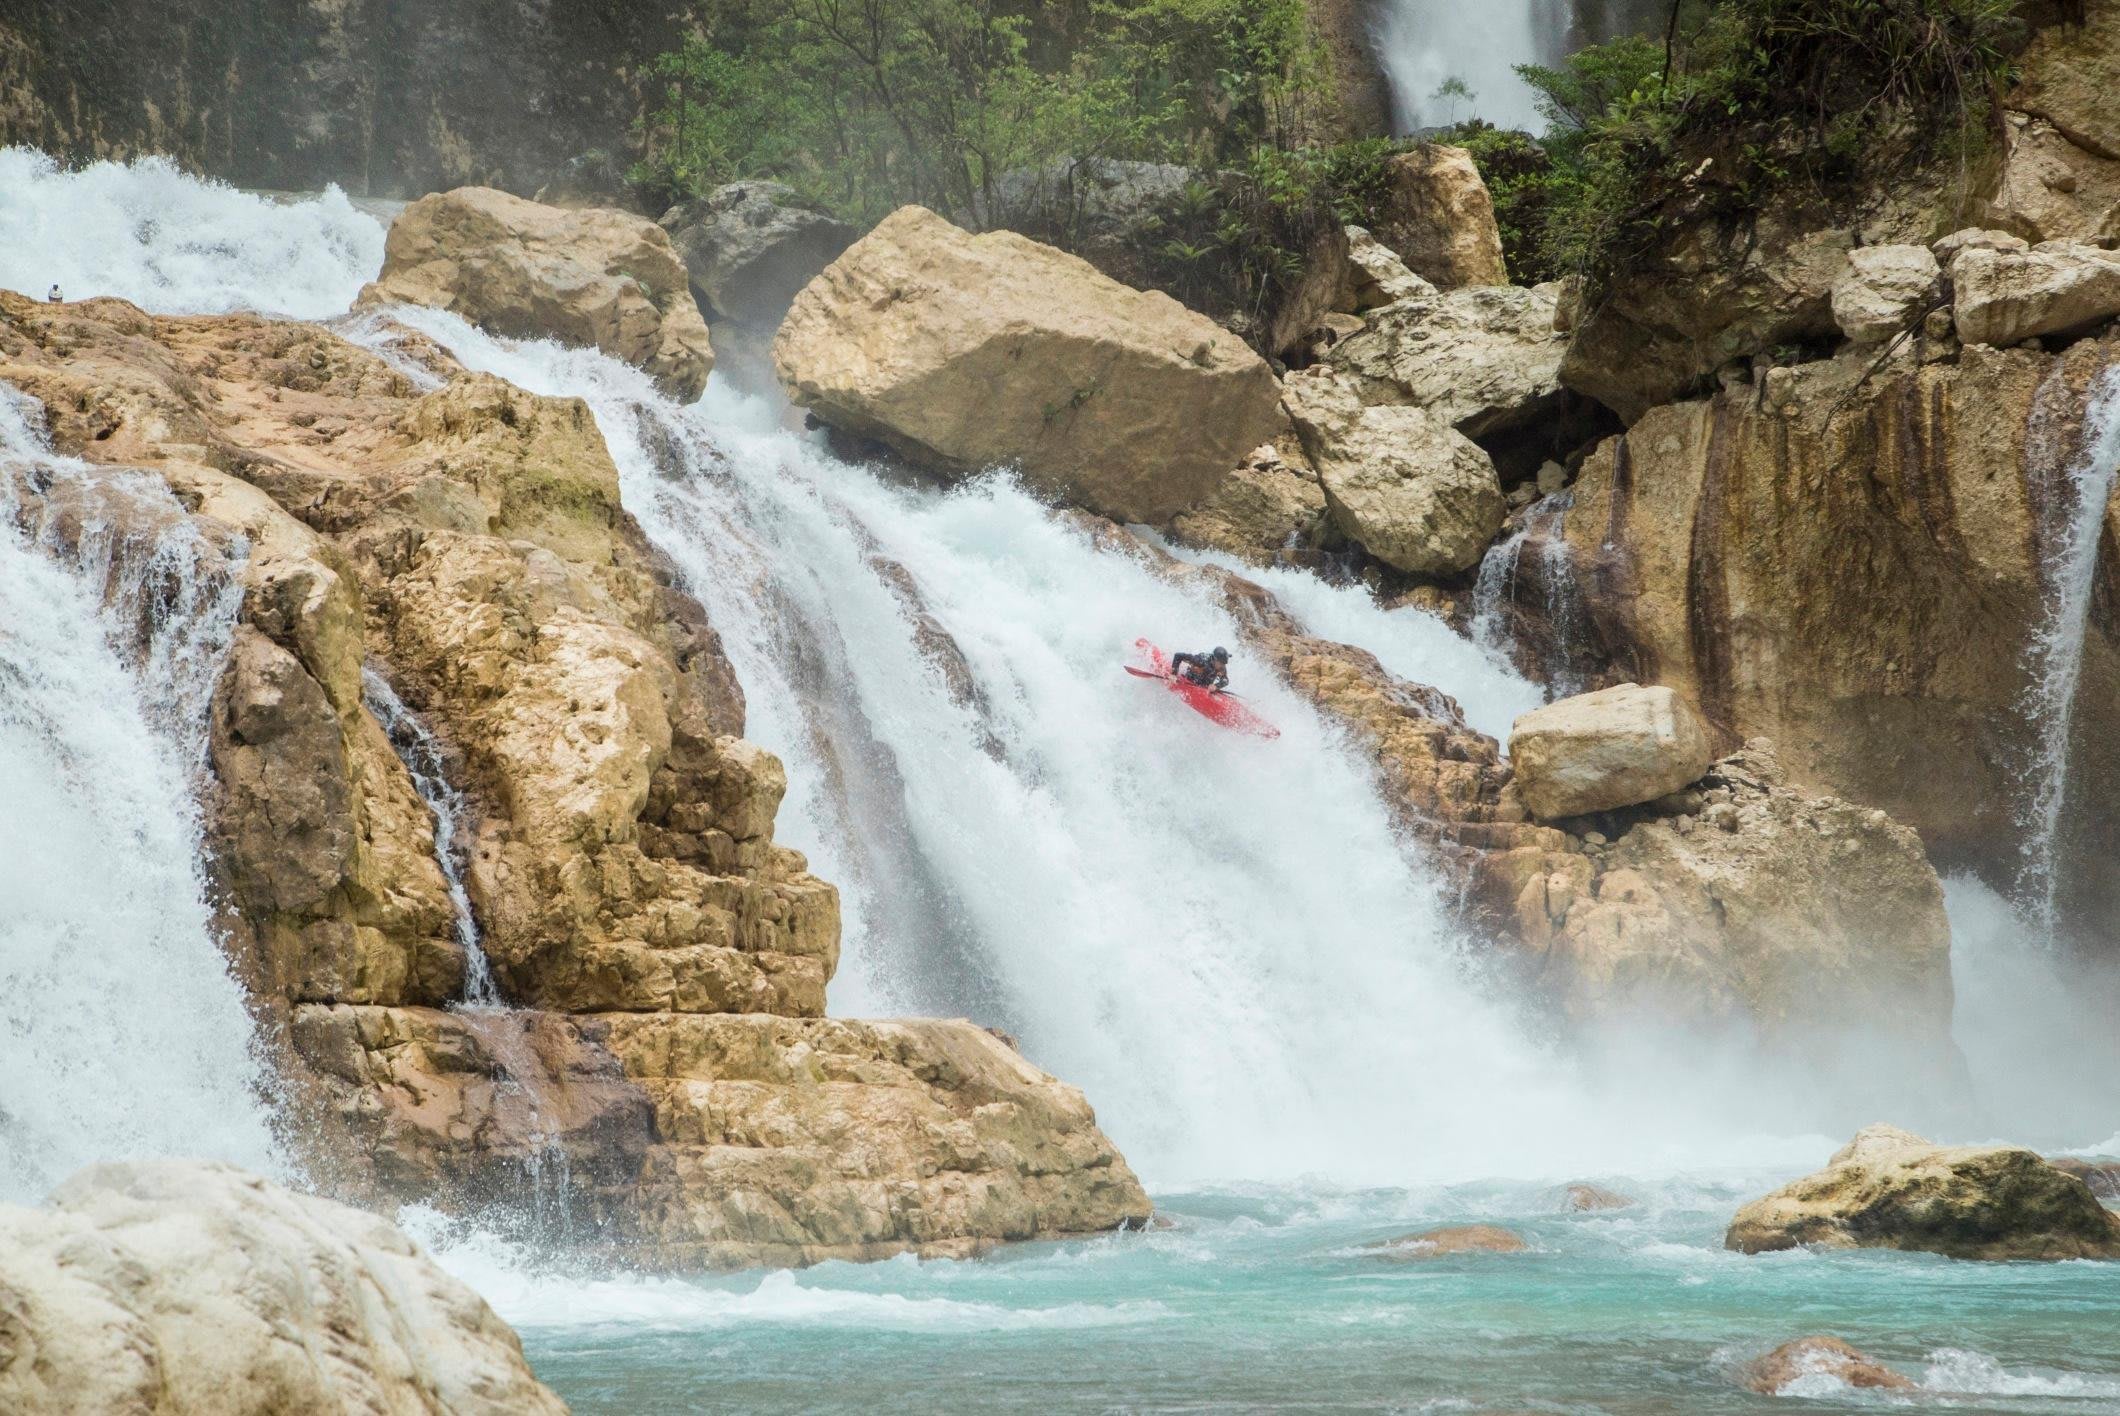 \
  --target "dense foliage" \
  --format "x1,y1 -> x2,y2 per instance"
1485,0 -> 2023,290
630,0 -> 1337,223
